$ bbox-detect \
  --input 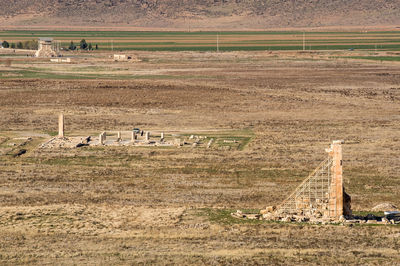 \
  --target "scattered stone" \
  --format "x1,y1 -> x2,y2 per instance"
244,214 -> 259,220
223,140 -> 238,143
231,210 -> 245,218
